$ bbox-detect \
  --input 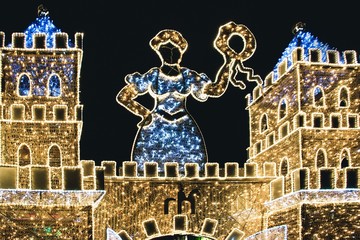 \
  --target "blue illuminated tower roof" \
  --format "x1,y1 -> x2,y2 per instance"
22,5 -> 73,48
24,15 -> 62,48
273,22 -> 337,80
